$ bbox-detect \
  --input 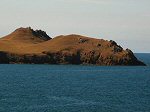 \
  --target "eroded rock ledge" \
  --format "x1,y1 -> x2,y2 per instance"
0,50 -> 145,66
